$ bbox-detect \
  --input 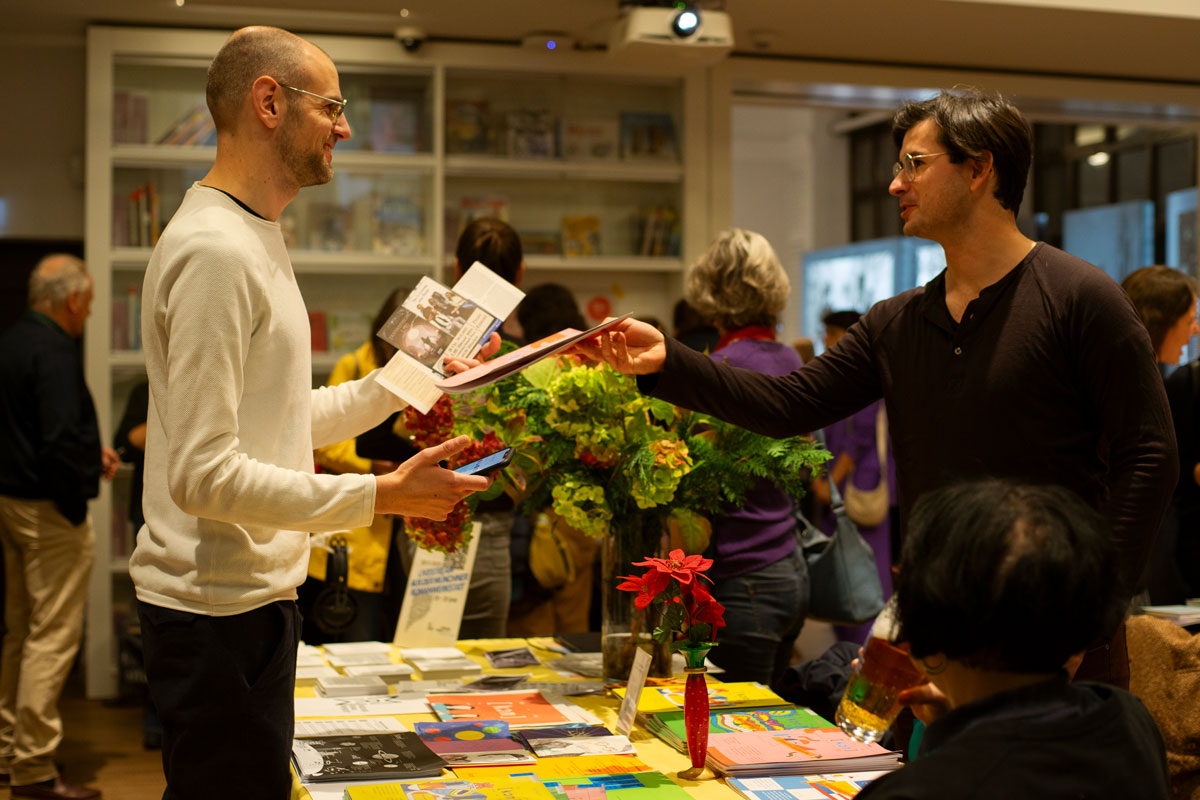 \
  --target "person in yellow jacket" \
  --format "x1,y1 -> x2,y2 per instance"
300,288 -> 416,643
